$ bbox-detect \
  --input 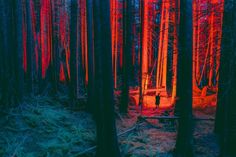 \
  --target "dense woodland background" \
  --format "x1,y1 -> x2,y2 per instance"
0,0 -> 236,156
